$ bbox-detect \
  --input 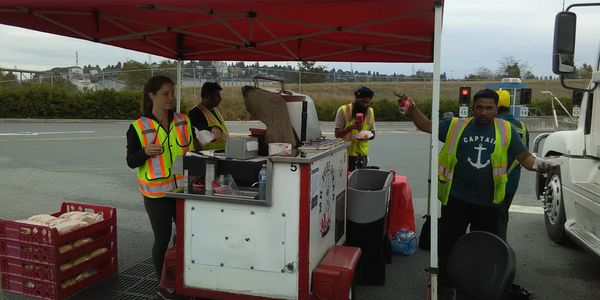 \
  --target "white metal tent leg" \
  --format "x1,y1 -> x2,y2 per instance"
177,60 -> 182,113
429,3 -> 443,300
